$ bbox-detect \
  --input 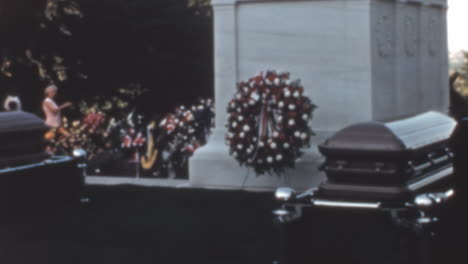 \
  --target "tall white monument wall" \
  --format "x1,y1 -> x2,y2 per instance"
190,0 -> 449,191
